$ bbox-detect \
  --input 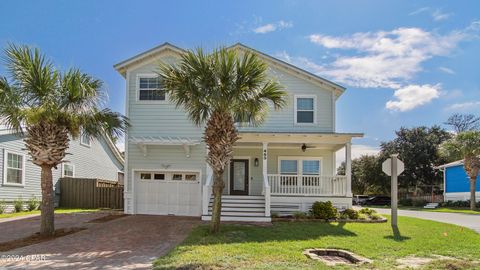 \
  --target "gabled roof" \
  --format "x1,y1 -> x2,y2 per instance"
435,160 -> 464,169
113,42 -> 345,97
